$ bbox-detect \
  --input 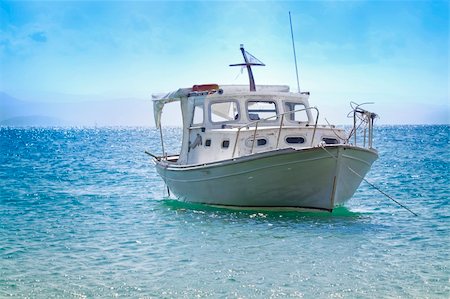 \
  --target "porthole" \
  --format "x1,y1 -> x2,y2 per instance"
222,140 -> 230,148
322,137 -> 339,144
286,136 -> 305,144
257,138 -> 267,146
205,139 -> 211,147
245,138 -> 268,147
